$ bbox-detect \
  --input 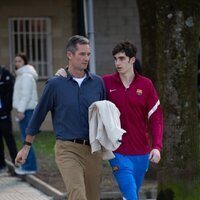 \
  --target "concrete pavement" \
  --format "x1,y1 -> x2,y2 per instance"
0,160 -> 66,200
0,170 -> 156,200
1,160 -> 157,200
0,170 -> 52,200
